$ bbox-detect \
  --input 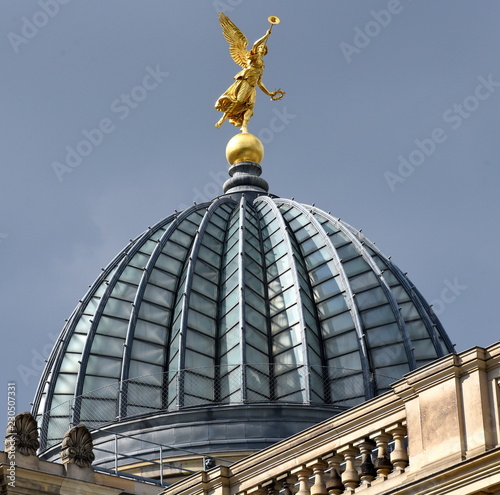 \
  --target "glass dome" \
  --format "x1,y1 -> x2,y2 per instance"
33,186 -> 453,463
